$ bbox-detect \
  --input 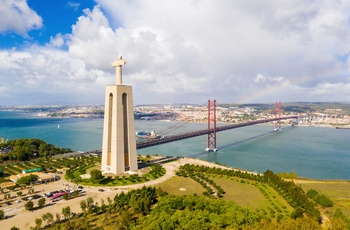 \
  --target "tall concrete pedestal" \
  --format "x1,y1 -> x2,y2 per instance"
101,57 -> 138,174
